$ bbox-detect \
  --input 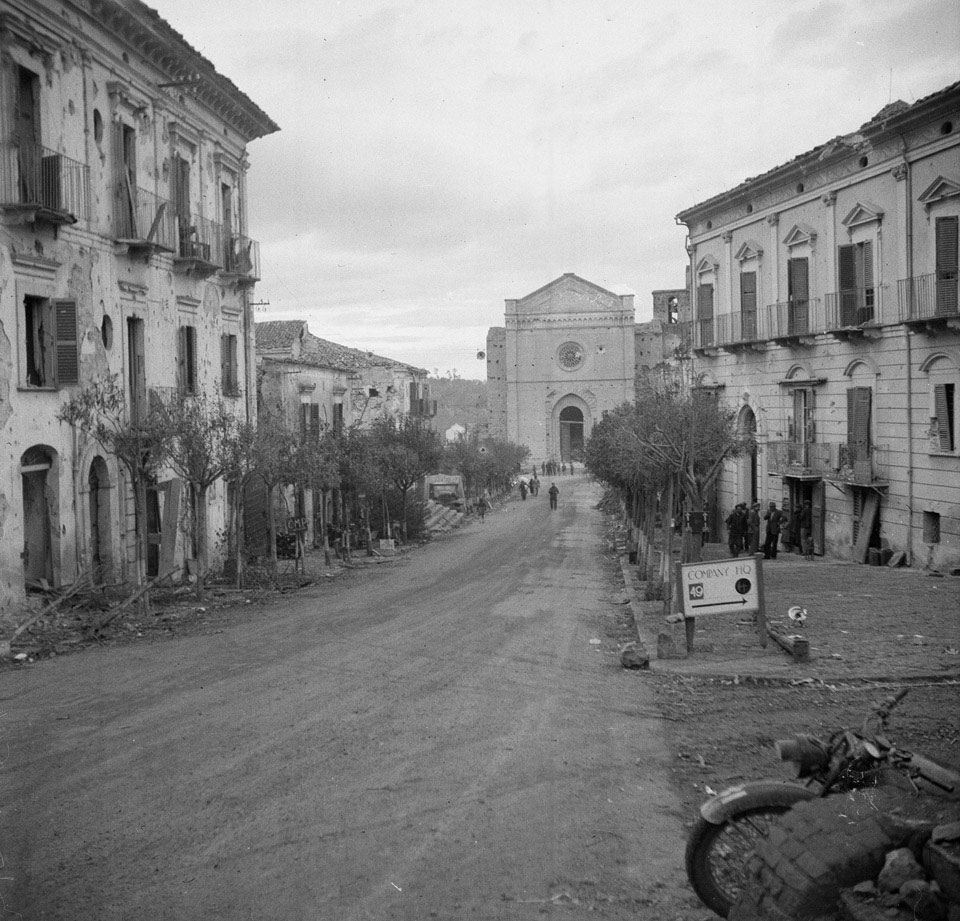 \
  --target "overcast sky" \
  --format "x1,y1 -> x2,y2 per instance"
149,0 -> 959,378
